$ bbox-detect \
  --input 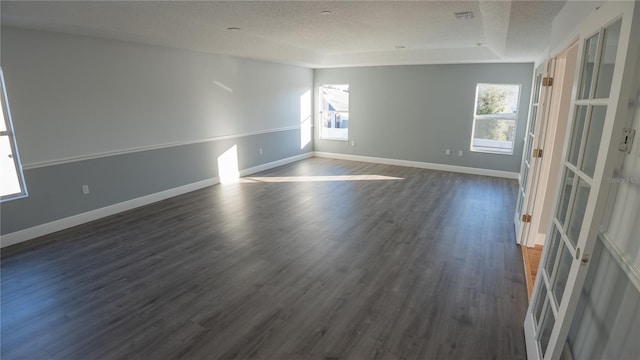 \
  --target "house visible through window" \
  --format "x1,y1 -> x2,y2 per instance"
319,84 -> 349,141
470,83 -> 521,155
0,67 -> 28,202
